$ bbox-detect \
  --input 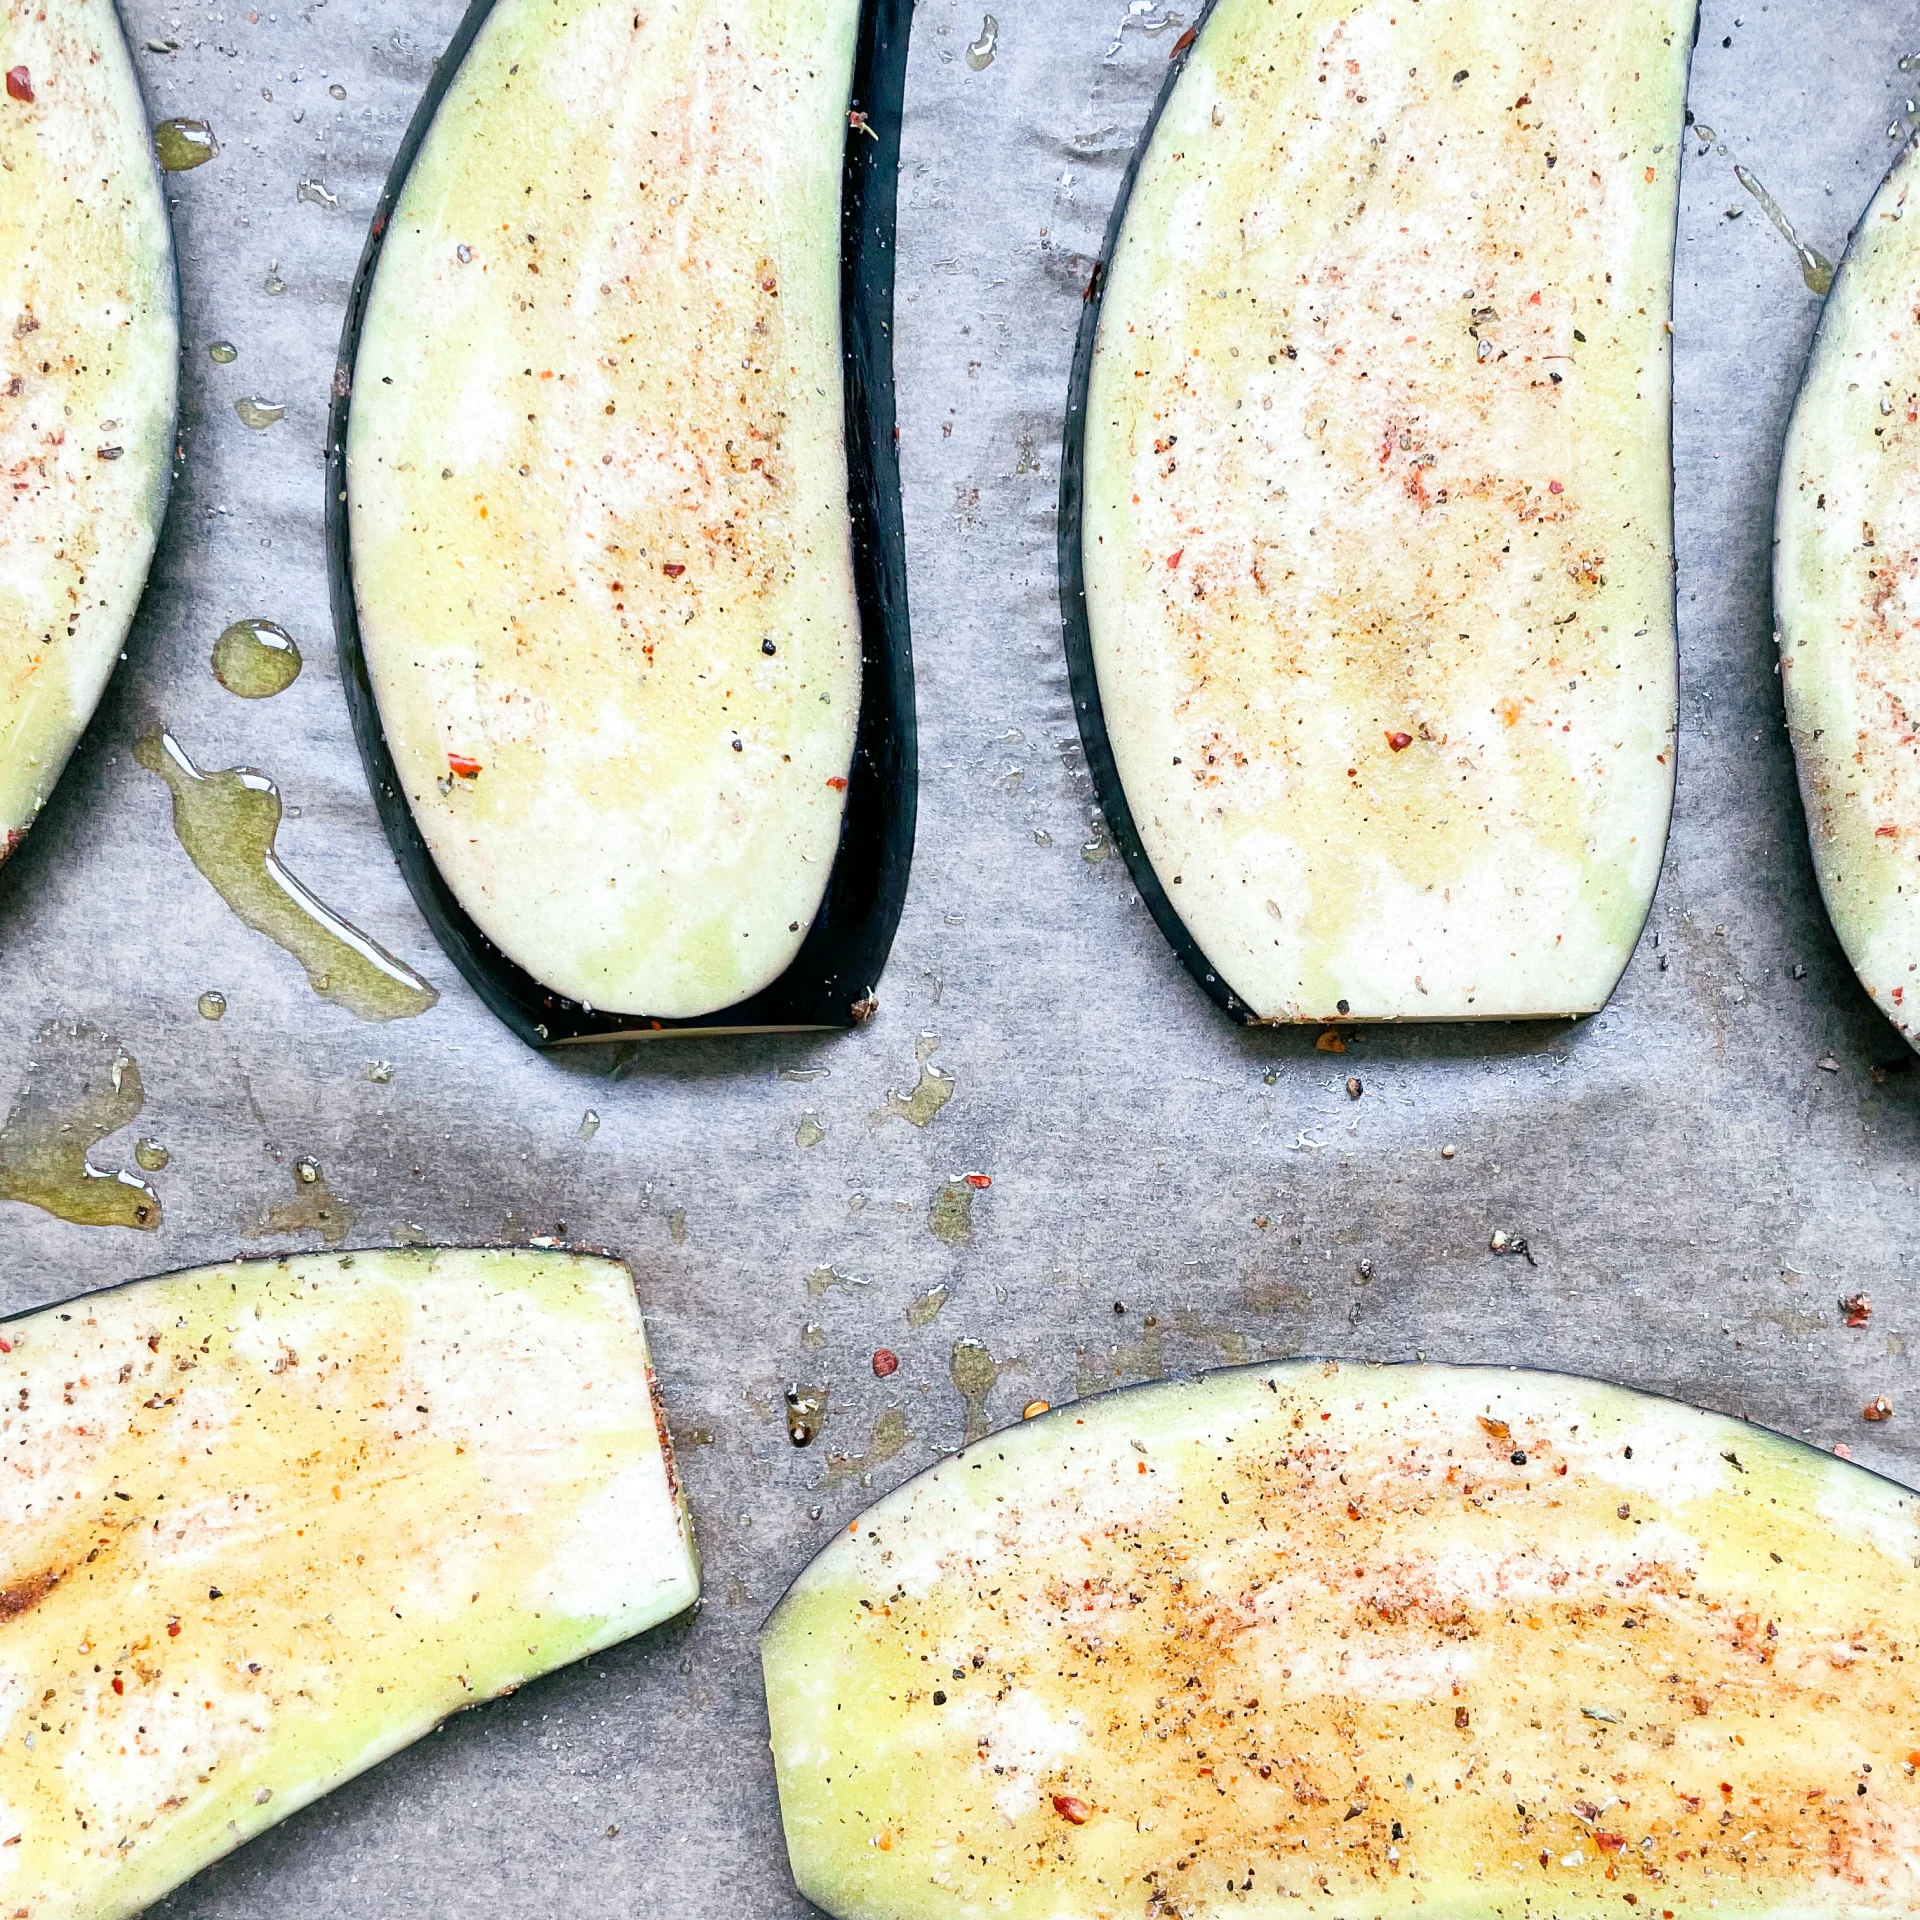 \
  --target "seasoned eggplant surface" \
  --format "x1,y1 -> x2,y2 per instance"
1777,139 -> 1920,1054
0,1249 -> 698,1920
0,0 -> 177,867
767,1362 -> 1920,1918
1069,0 -> 1691,1023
